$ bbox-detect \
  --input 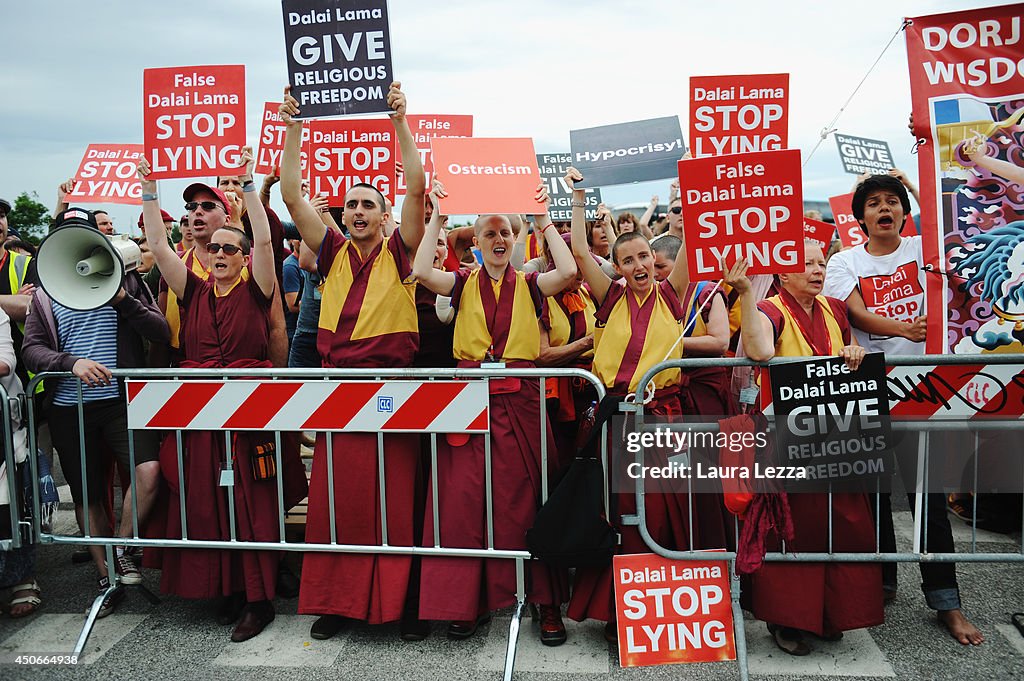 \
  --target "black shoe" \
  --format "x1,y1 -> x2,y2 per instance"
231,601 -> 275,642
276,564 -> 300,599
447,615 -> 491,640
216,592 -> 247,625
400,615 -> 430,642
310,614 -> 346,640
